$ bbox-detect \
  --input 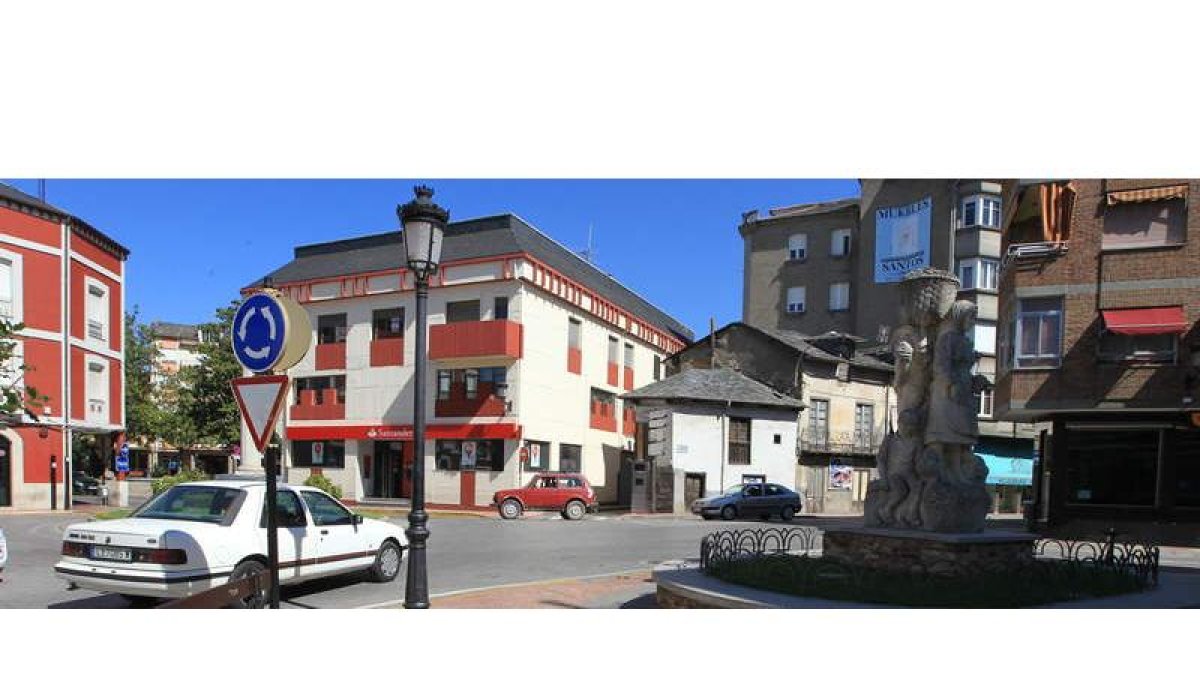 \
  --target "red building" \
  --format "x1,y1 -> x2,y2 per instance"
0,184 -> 129,509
